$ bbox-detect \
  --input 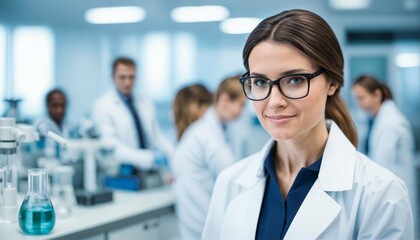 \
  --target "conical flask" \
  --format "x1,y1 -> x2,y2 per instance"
19,168 -> 55,235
